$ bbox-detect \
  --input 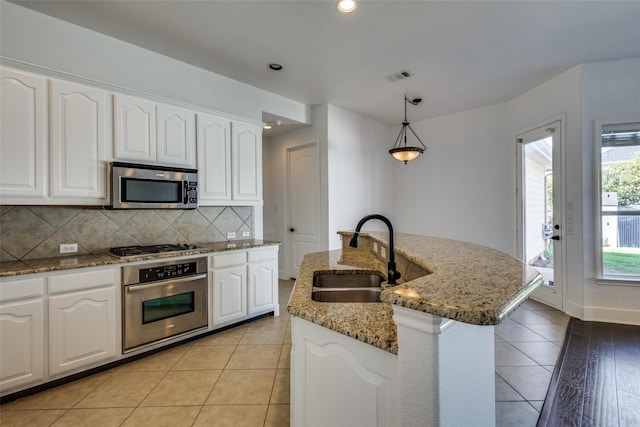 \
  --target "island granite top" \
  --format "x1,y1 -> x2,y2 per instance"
286,232 -> 543,354
0,240 -> 280,277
